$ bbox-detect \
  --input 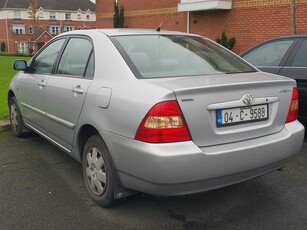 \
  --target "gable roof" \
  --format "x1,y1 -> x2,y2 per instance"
0,0 -> 96,12
29,28 -> 52,42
